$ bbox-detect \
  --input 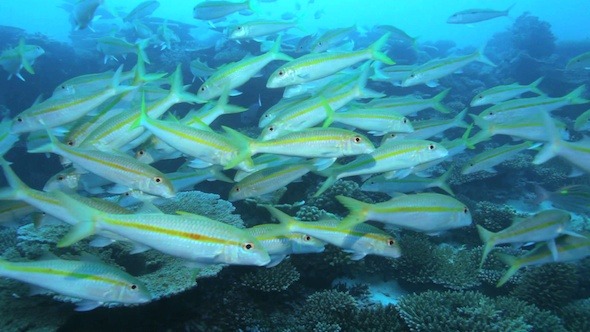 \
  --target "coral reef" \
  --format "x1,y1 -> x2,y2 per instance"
240,260 -> 301,292
560,299 -> 590,332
